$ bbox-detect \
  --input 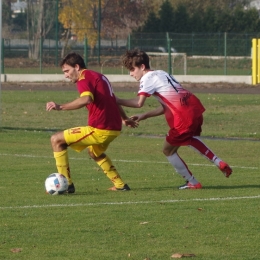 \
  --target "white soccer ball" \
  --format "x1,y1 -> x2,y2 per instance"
45,173 -> 68,195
